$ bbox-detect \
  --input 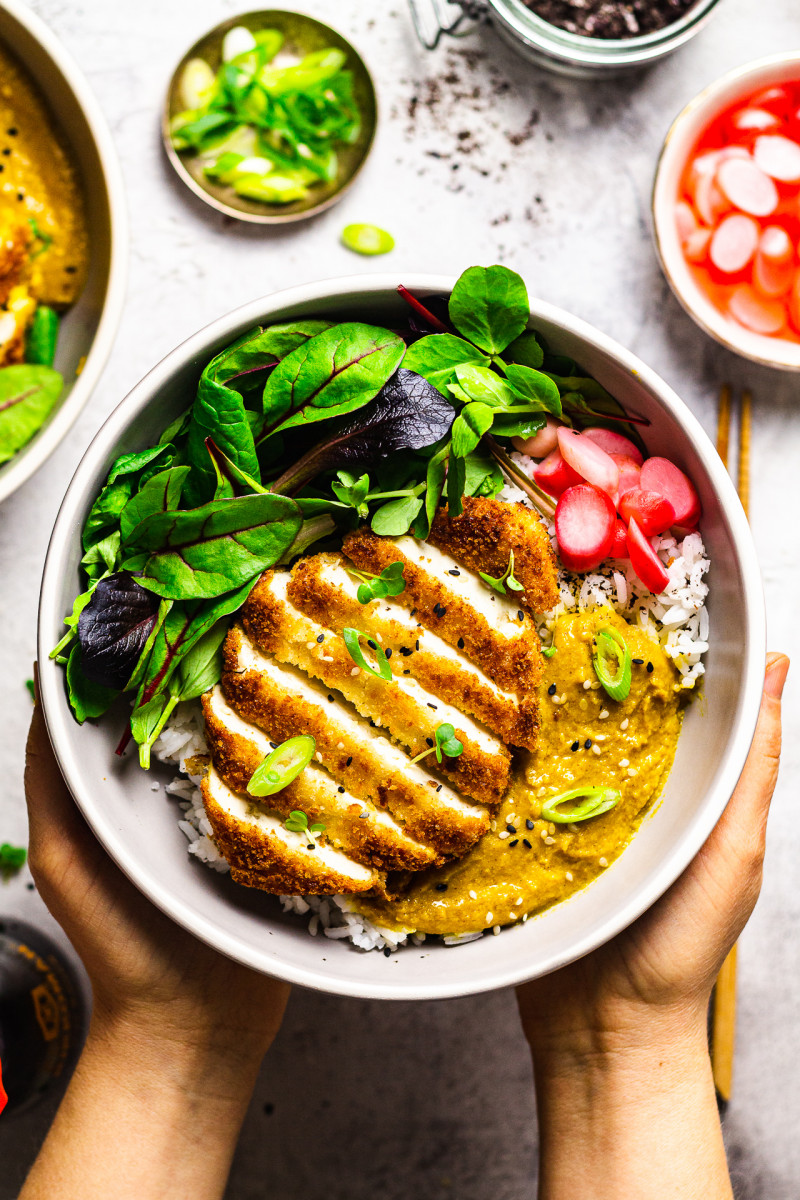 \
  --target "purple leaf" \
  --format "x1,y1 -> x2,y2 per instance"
78,573 -> 160,689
